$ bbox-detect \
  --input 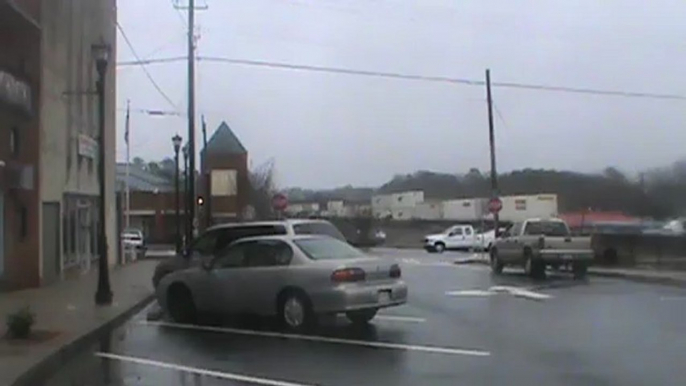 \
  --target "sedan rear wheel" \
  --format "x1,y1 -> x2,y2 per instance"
279,292 -> 315,332
168,285 -> 196,324
346,309 -> 378,325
